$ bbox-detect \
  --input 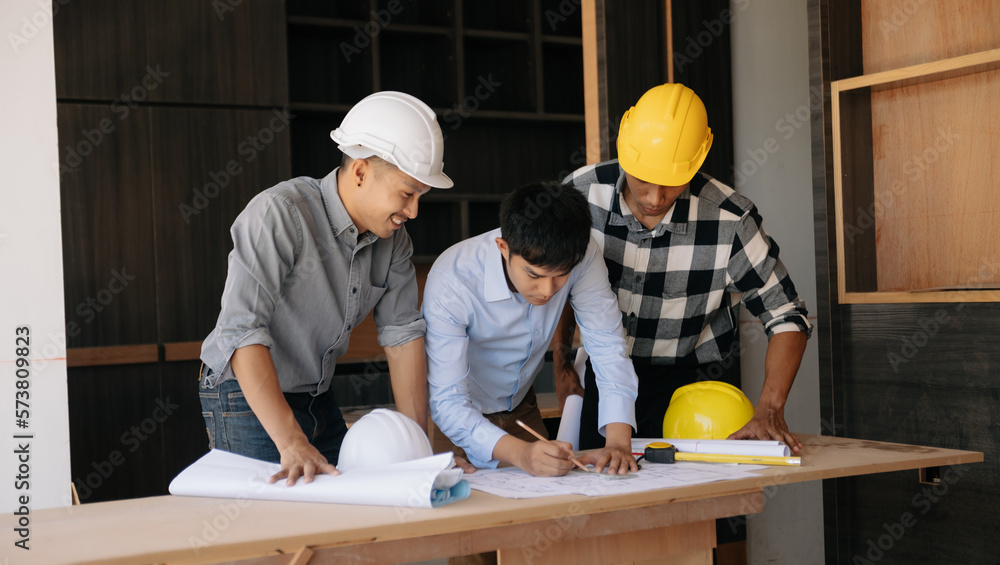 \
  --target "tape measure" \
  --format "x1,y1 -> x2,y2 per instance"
643,442 -> 680,464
